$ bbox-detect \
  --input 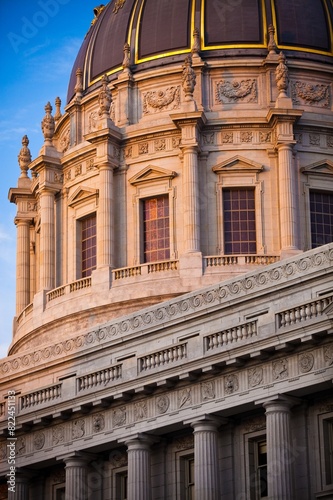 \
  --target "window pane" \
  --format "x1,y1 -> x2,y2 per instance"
143,195 -> 170,263
223,188 -> 256,254
81,215 -> 97,277
310,191 -> 333,248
